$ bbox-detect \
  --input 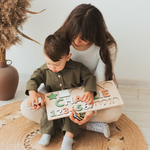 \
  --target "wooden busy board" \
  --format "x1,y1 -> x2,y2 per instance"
45,80 -> 124,121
